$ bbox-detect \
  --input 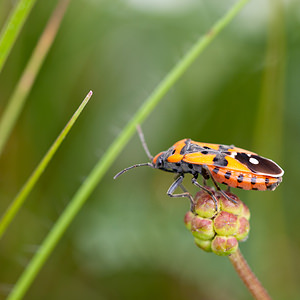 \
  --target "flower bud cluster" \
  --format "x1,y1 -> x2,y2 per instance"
184,188 -> 250,256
